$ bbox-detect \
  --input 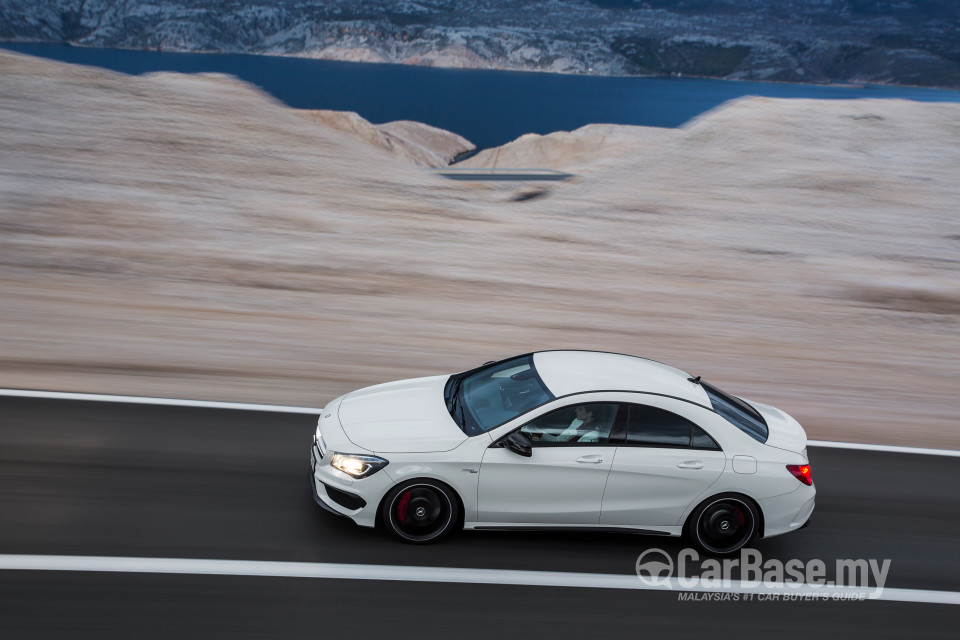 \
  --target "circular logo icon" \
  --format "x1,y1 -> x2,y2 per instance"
635,548 -> 674,587
415,506 -> 426,518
